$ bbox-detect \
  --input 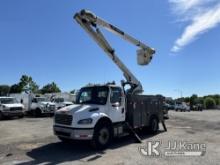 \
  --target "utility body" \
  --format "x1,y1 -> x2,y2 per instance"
53,10 -> 164,149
